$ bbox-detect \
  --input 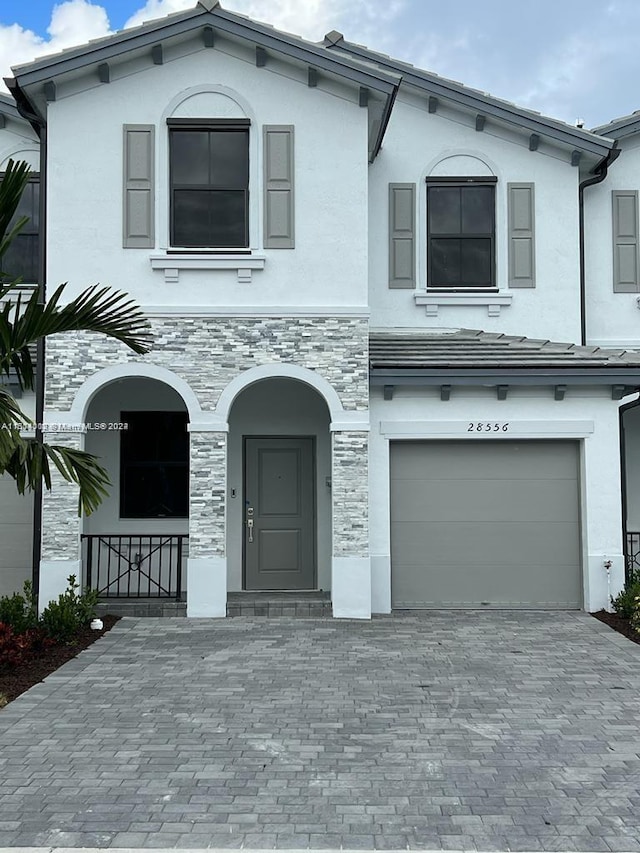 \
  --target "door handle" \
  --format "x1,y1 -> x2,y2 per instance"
246,505 -> 254,543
